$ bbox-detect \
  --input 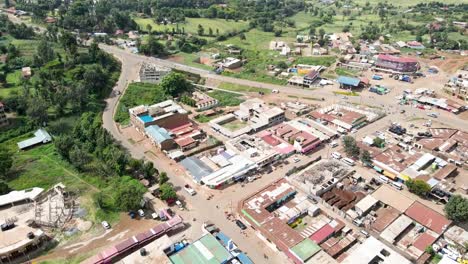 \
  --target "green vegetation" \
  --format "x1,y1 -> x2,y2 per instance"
208,90 -> 244,106
134,17 -> 249,36
444,195 -> 468,222
222,119 -> 248,131
295,56 -> 336,67
333,91 -> 360,96
114,82 -> 167,125
218,82 -> 270,94
342,136 -> 360,159
405,179 -> 431,197
335,68 -> 359,77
